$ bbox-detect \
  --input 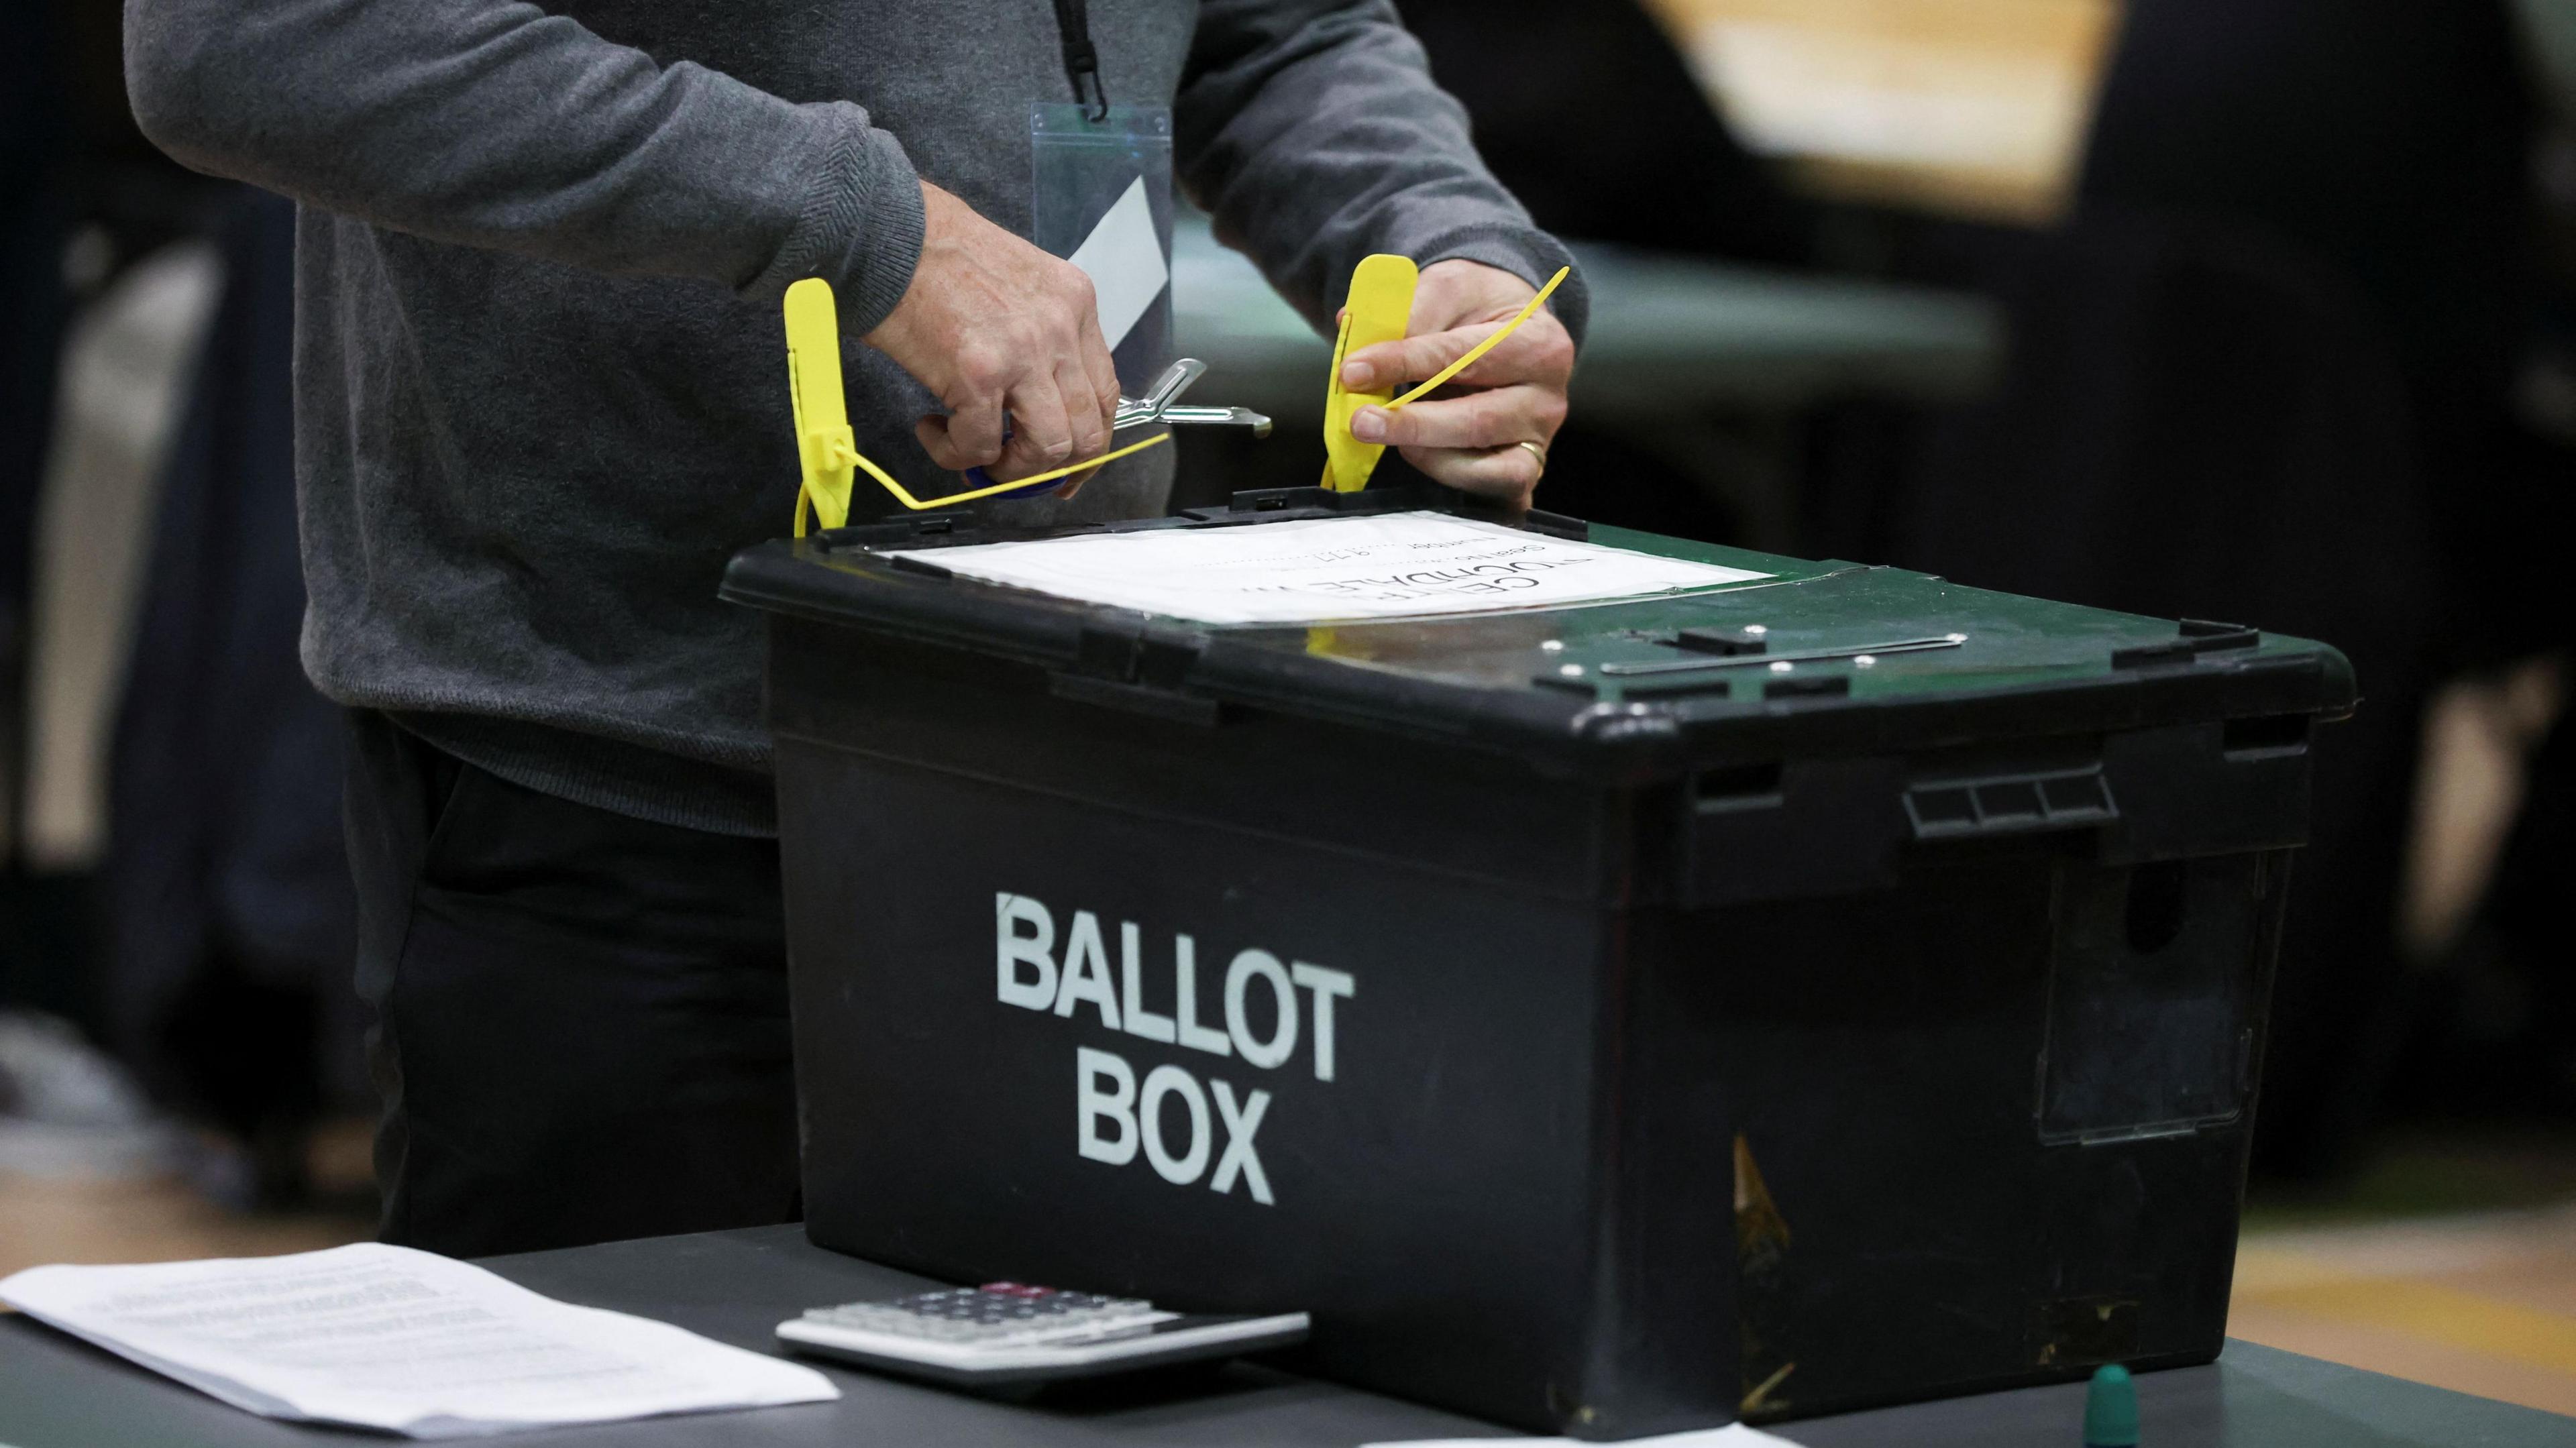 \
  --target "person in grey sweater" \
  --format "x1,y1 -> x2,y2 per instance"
123,0 -> 1582,1254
